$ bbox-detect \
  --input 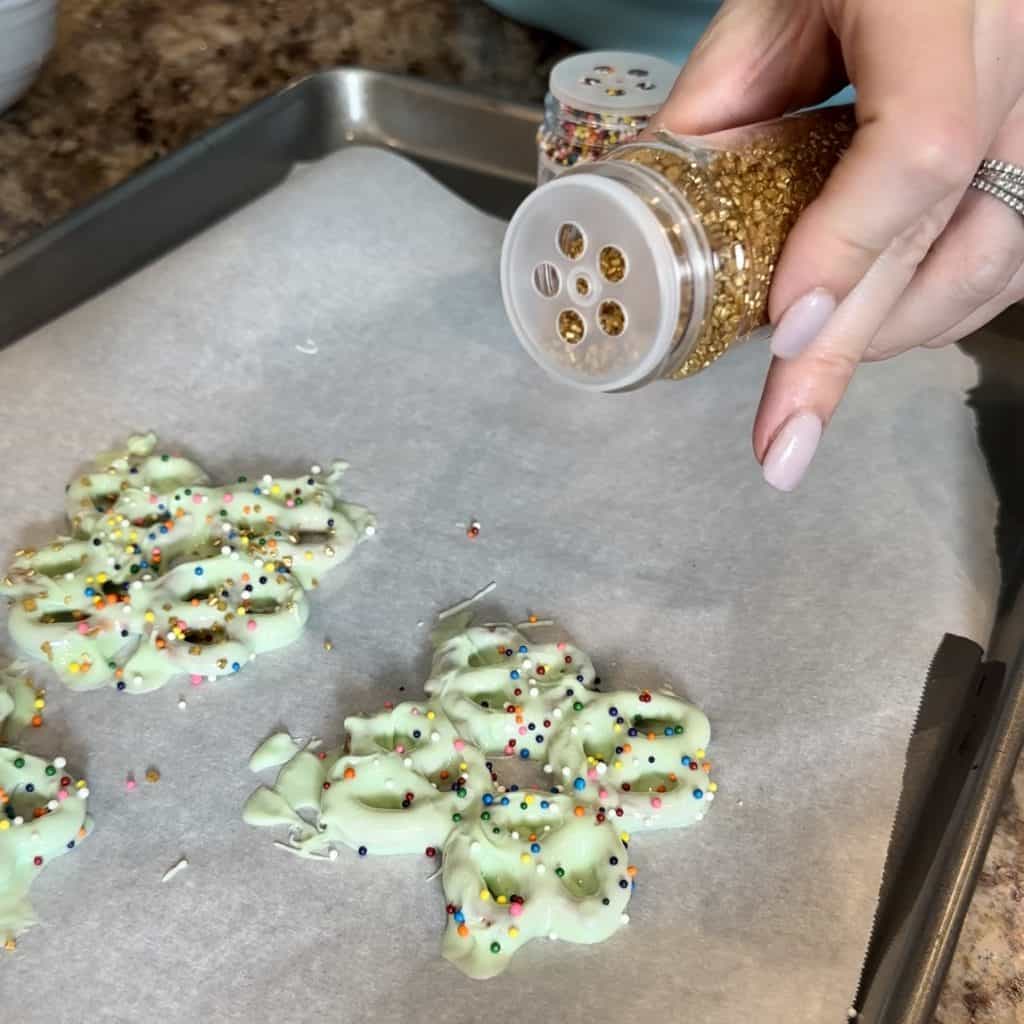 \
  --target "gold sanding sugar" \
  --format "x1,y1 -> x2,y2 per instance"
610,107 -> 856,378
